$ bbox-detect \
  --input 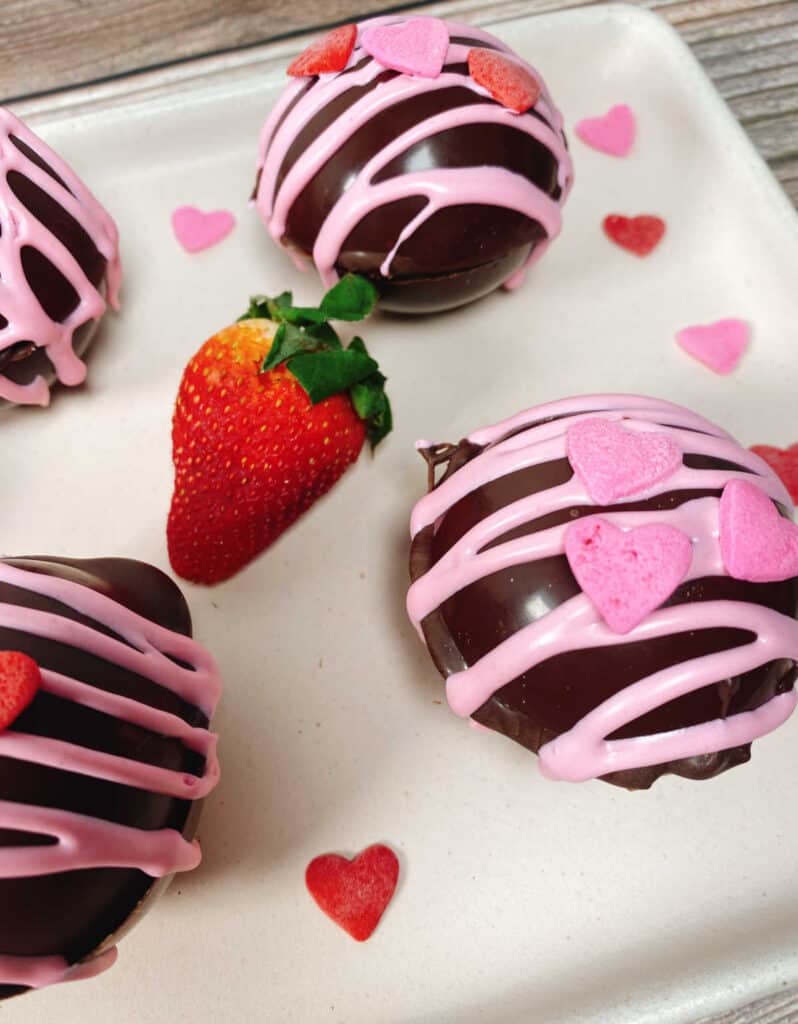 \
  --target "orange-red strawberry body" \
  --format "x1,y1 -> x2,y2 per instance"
168,319 -> 366,584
